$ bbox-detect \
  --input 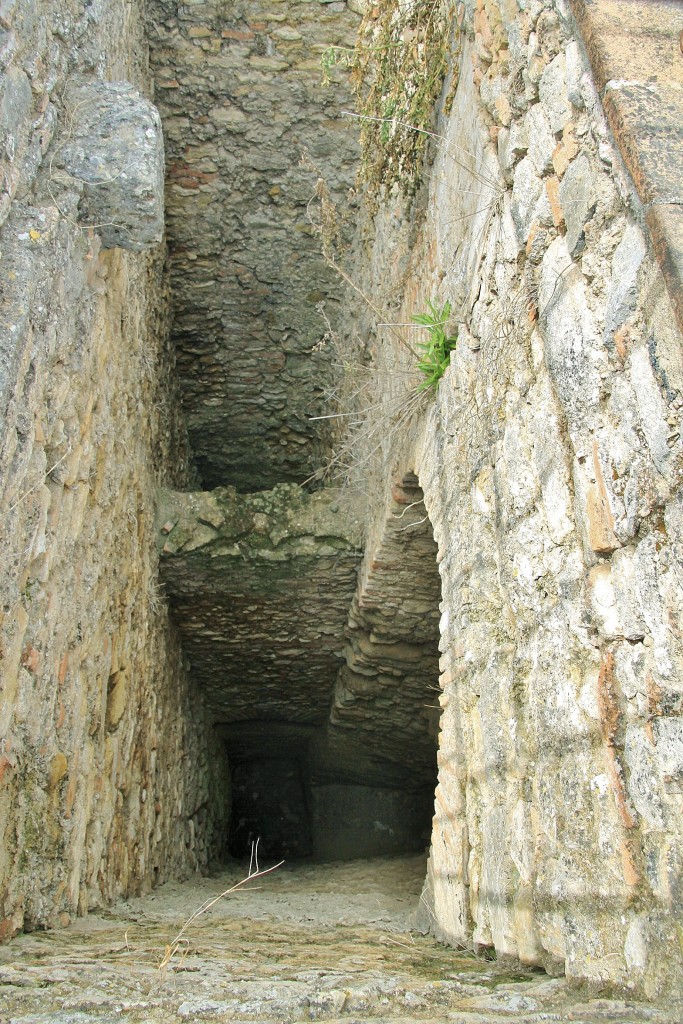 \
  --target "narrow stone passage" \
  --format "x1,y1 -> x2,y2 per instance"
0,856 -> 677,1024
2,0 -> 682,1010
